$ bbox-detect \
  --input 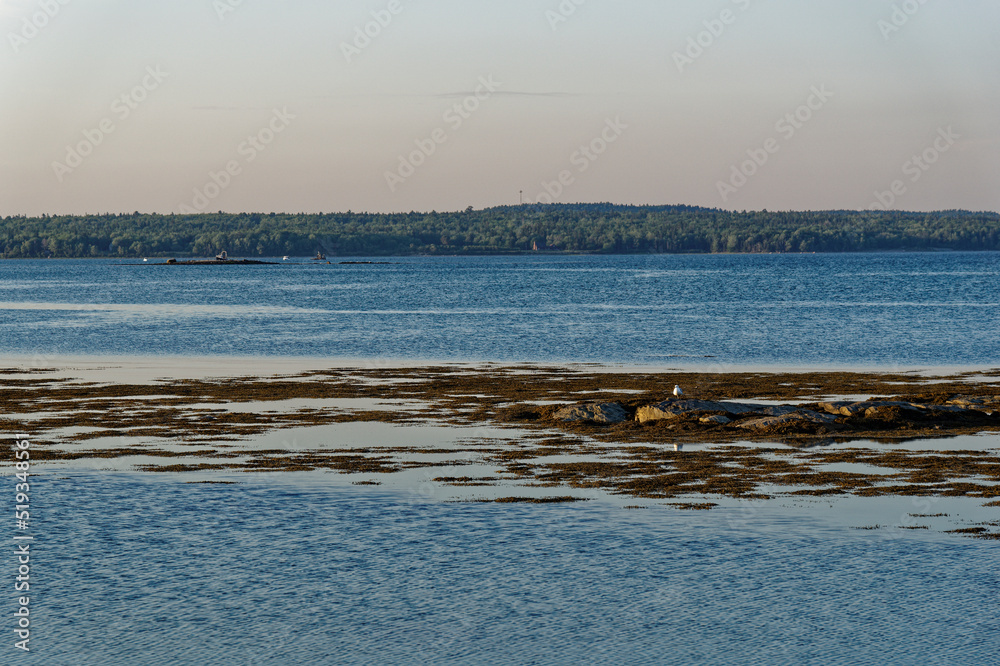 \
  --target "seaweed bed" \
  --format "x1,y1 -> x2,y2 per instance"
2,364 -> 999,539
